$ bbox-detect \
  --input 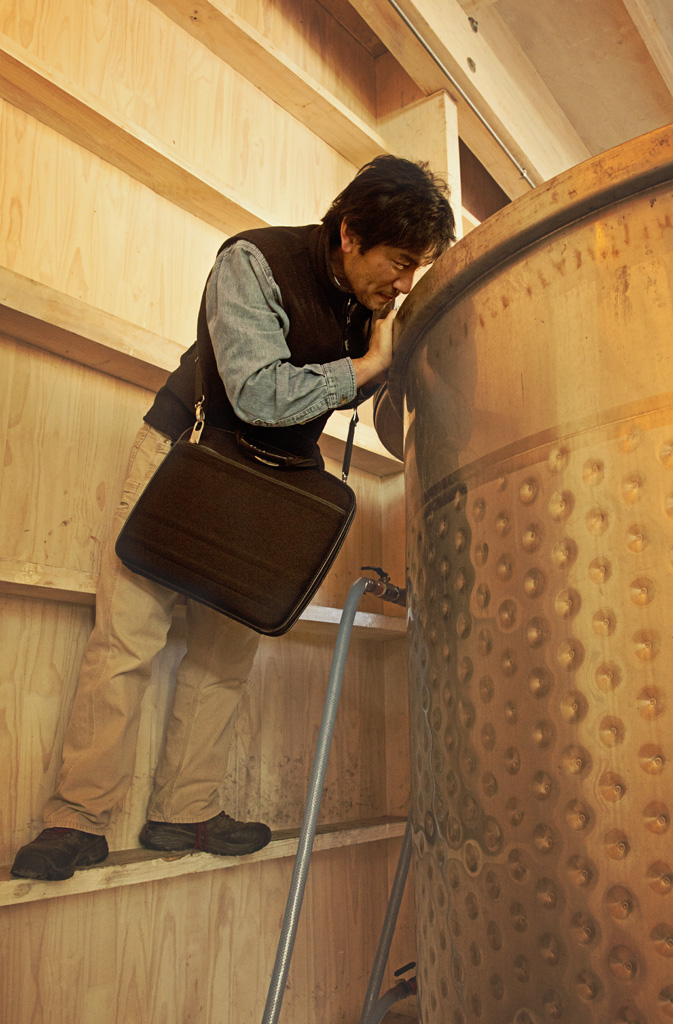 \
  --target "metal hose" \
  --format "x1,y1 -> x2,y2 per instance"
385,0 -> 535,188
365,980 -> 418,1024
359,813 -> 414,1024
261,576 -> 370,1024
